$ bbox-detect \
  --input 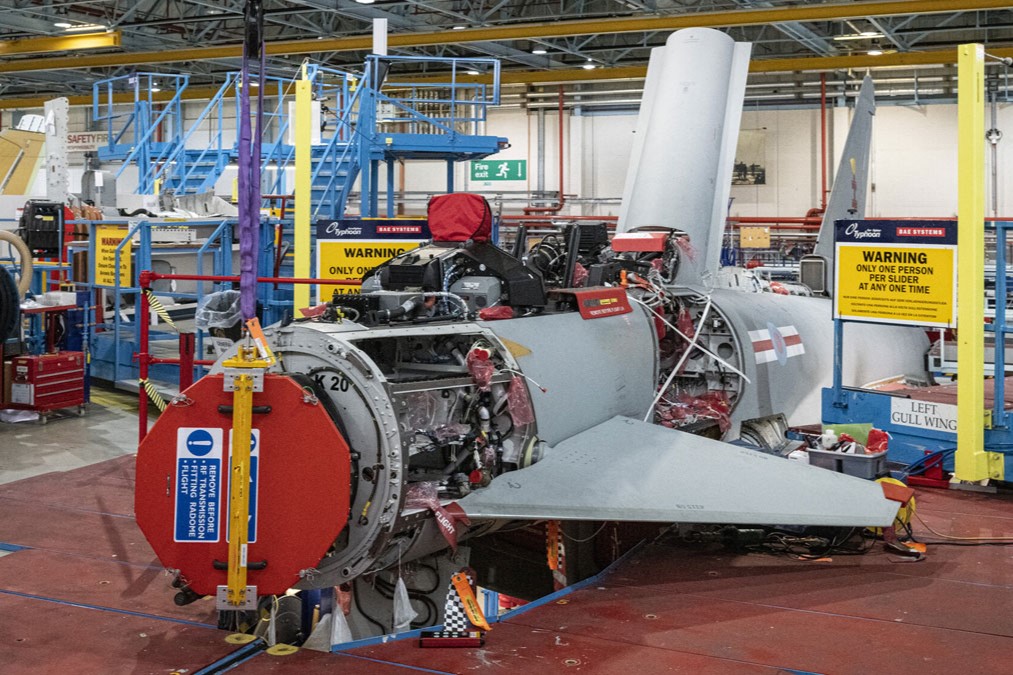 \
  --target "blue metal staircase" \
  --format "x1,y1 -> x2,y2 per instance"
94,55 -> 505,219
